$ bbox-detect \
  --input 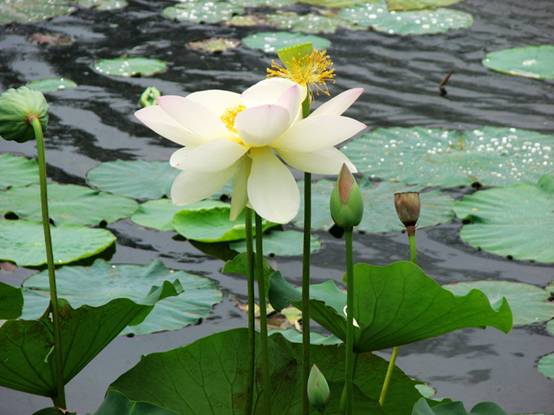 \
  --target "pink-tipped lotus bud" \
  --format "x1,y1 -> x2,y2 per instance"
394,192 -> 421,234
308,364 -> 330,412
330,164 -> 363,230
